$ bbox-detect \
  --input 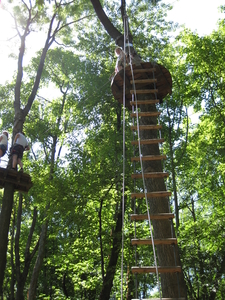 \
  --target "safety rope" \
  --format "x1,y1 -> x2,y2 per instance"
120,13 -> 128,300
124,20 -> 162,300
